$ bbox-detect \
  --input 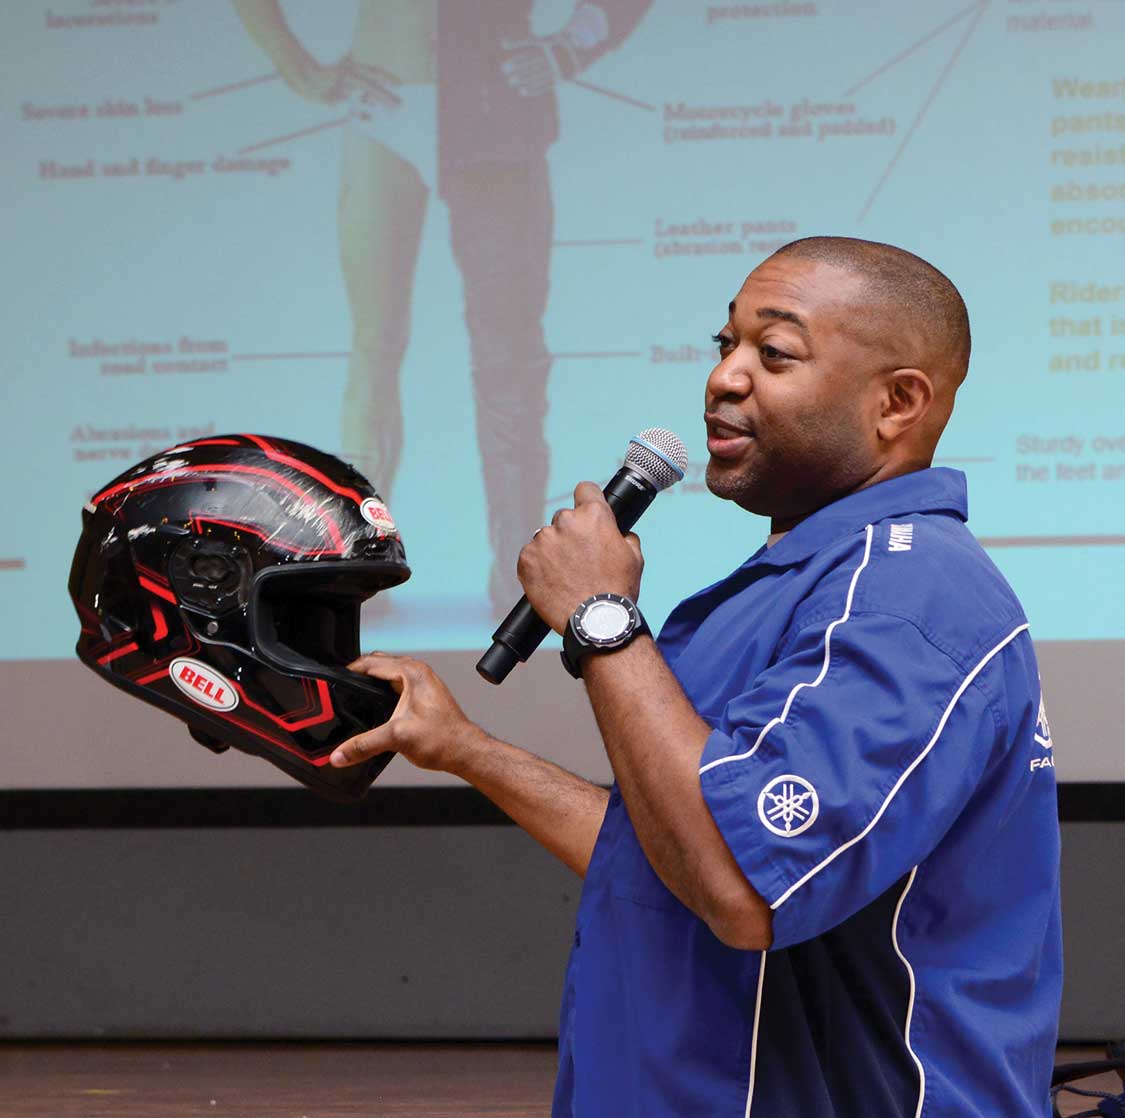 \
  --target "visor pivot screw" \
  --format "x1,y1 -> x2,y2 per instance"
205,621 -> 219,636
